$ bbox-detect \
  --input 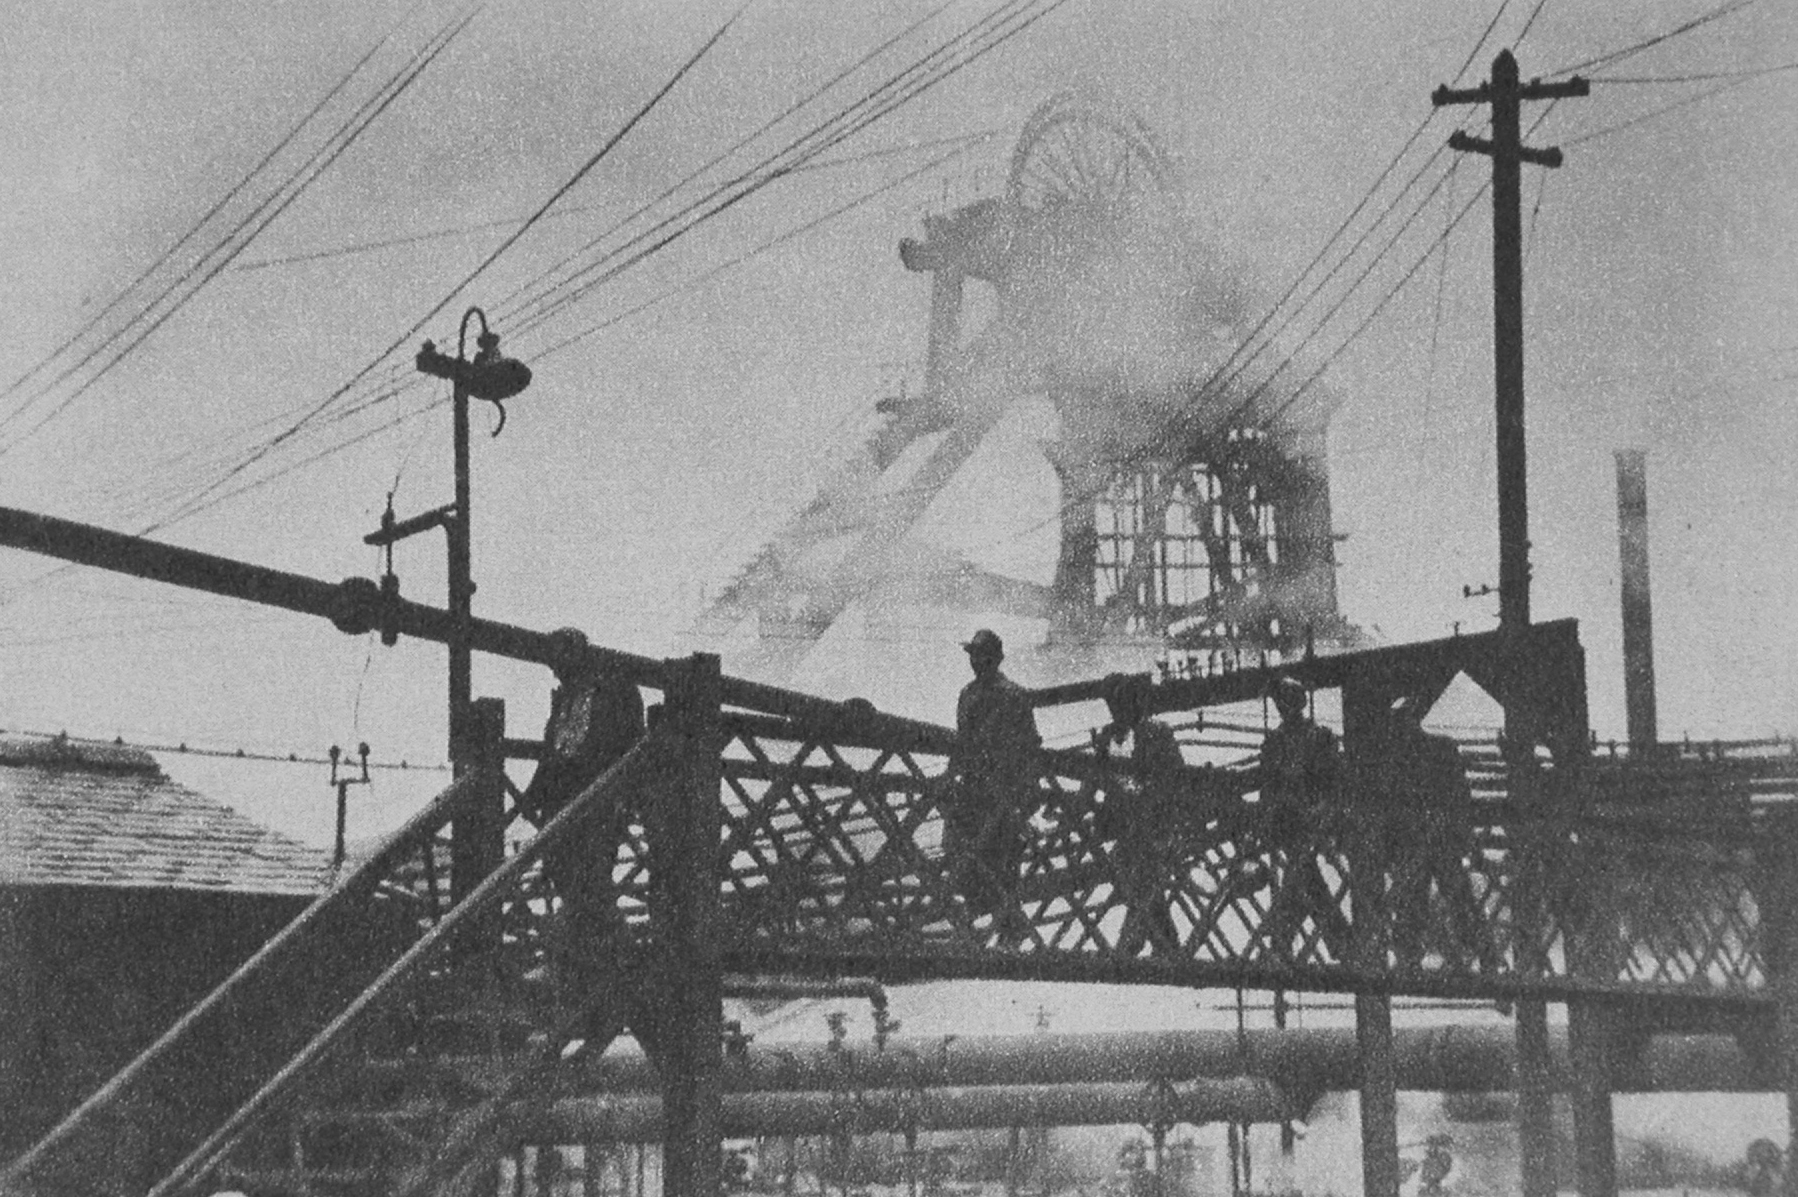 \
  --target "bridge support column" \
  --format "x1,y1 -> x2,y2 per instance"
1353,829 -> 1400,1197
1507,726 -> 1558,1197
1568,878 -> 1619,1197
1355,992 -> 1400,1197
655,653 -> 725,1197
1567,1003 -> 1616,1196
1755,808 -> 1798,1197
